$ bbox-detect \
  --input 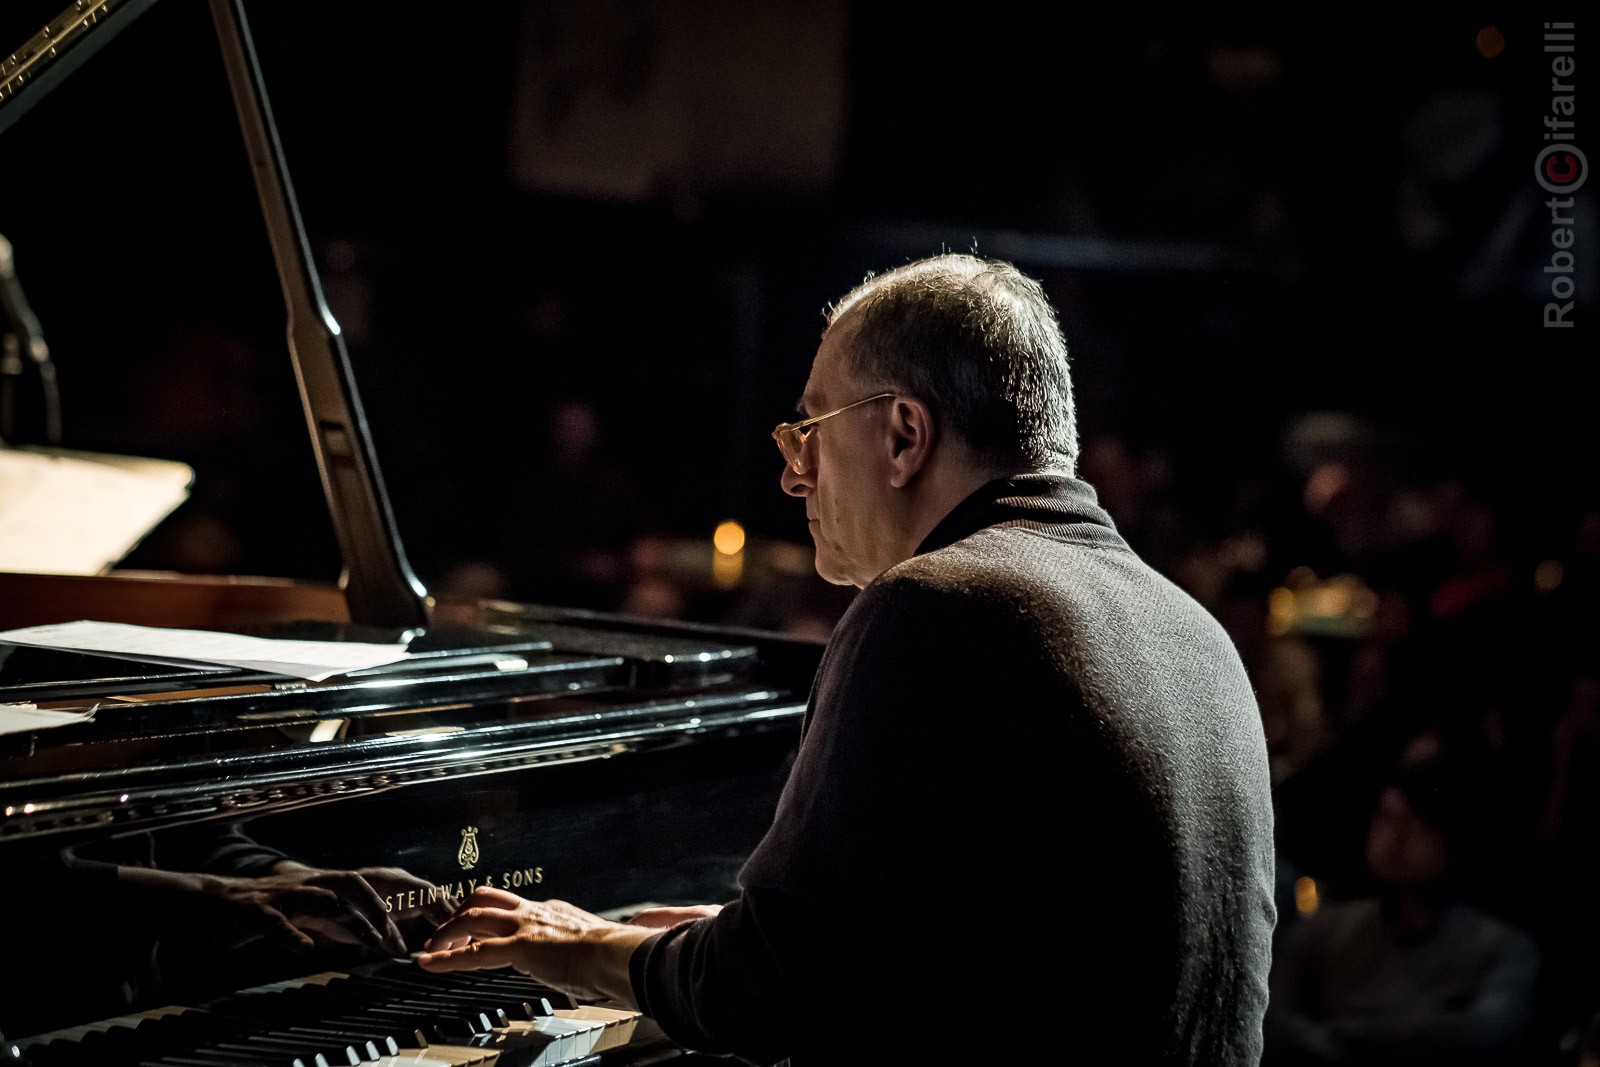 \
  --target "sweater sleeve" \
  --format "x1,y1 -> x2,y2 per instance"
627,575 -> 984,1063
